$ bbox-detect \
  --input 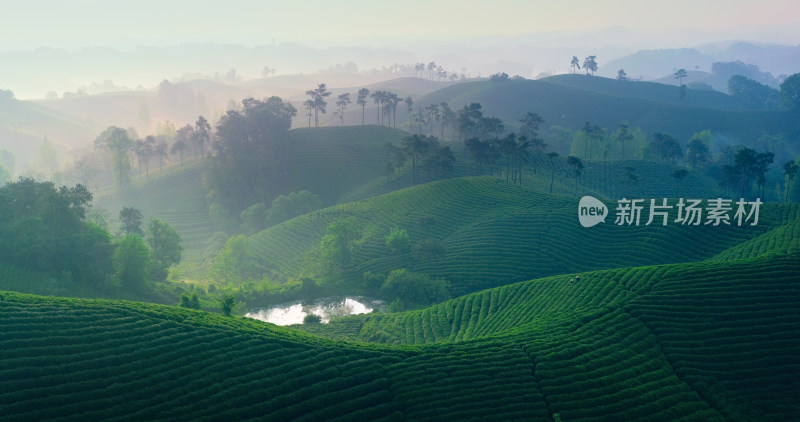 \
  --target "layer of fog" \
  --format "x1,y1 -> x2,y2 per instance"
3,24 -> 799,100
